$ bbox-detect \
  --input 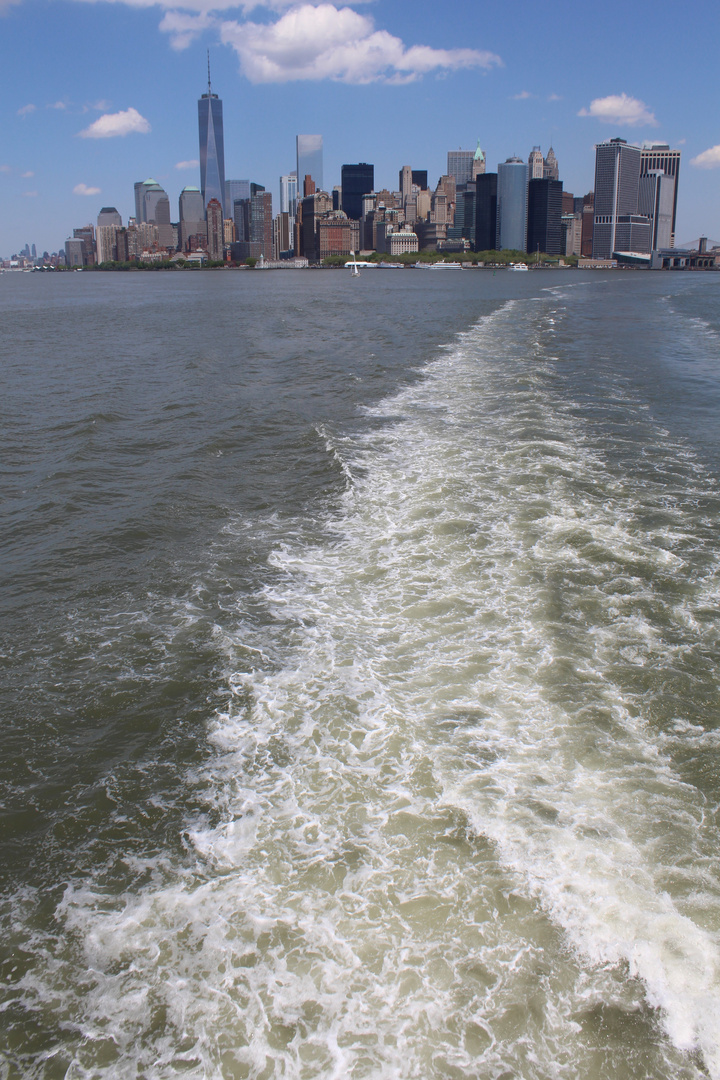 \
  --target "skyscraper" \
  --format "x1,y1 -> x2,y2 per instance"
497,158 -> 528,251
527,178 -> 563,255
206,198 -> 224,260
199,55 -> 226,215
592,138 -> 650,258
97,207 -> 122,228
225,180 -> 250,215
179,186 -> 206,251
638,171 -> 675,250
543,147 -> 559,180
296,135 -> 323,194
341,163 -> 374,221
640,143 -> 681,246
528,147 -> 544,180
447,150 -> 474,186
475,173 -> 498,251
134,180 -> 173,249
471,143 -> 486,180
96,225 -> 118,263
279,173 -> 297,217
